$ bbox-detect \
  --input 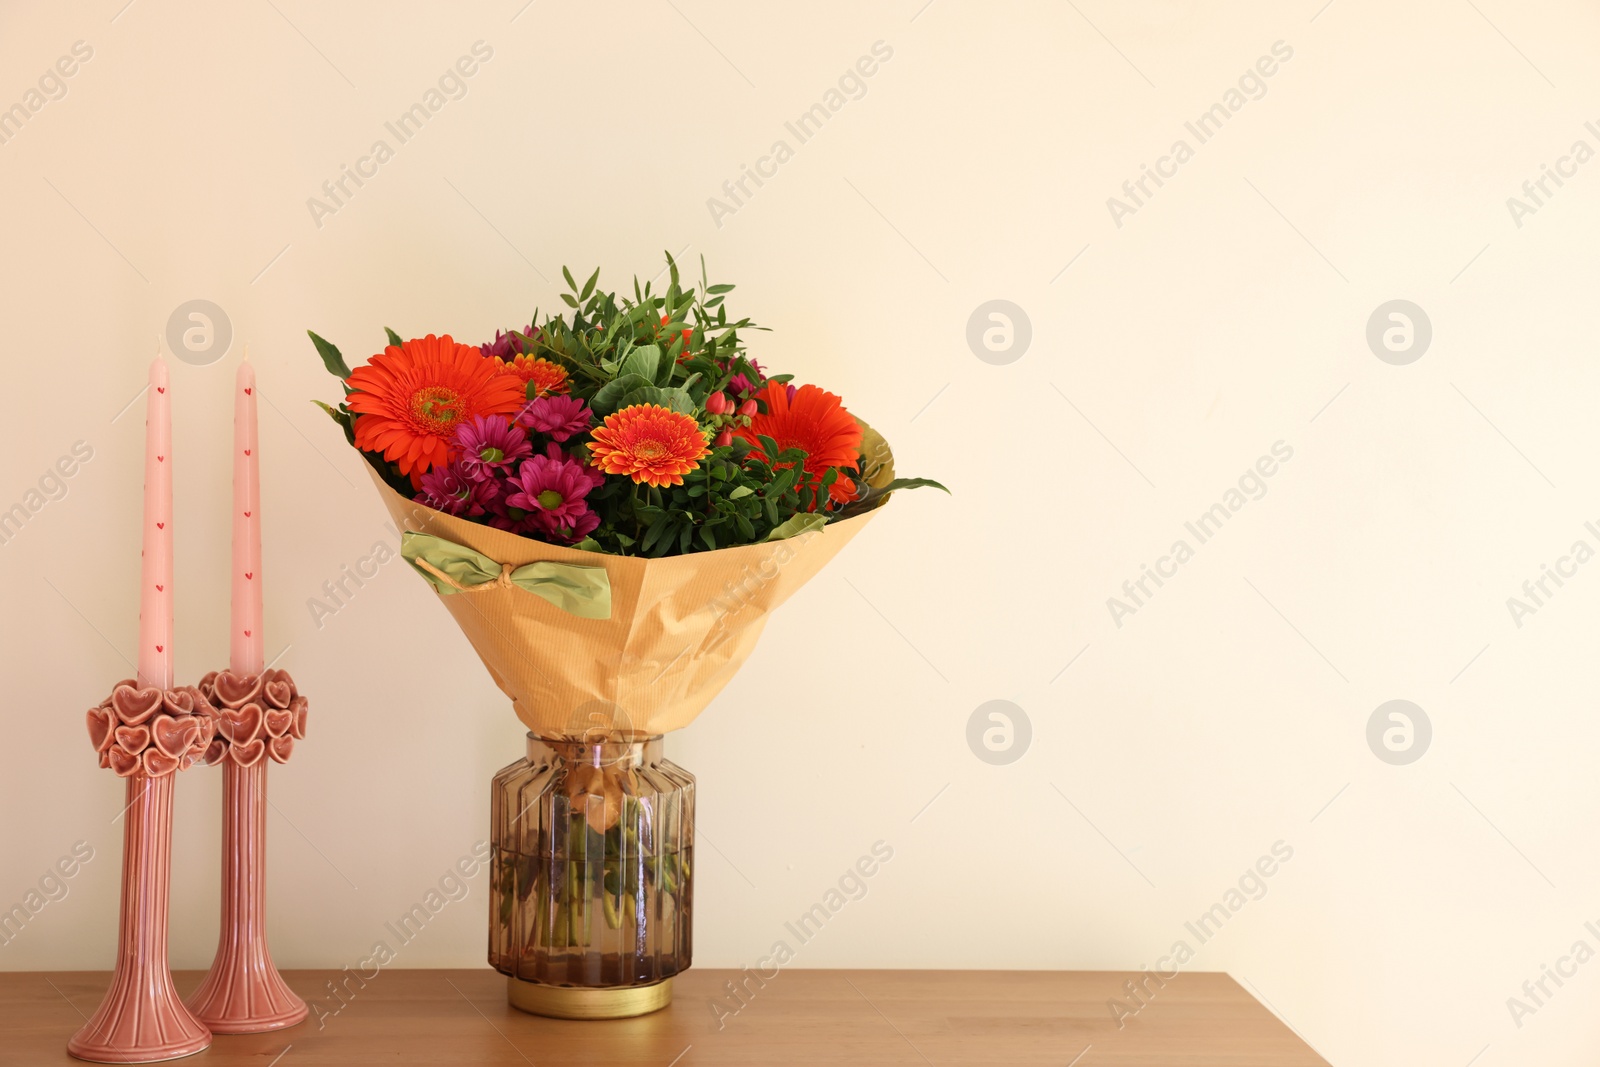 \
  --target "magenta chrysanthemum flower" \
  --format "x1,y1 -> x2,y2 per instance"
505,446 -> 602,542
416,459 -> 499,517
480,324 -> 536,360
452,415 -> 531,475
727,357 -> 766,399
517,395 -> 593,442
